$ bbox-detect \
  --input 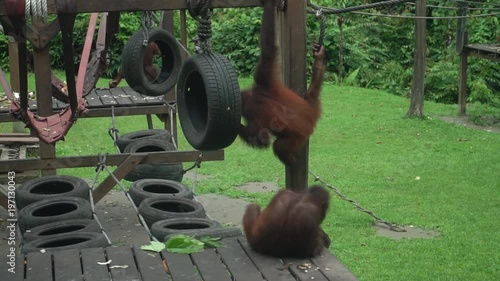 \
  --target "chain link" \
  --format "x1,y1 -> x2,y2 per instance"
309,170 -> 406,232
